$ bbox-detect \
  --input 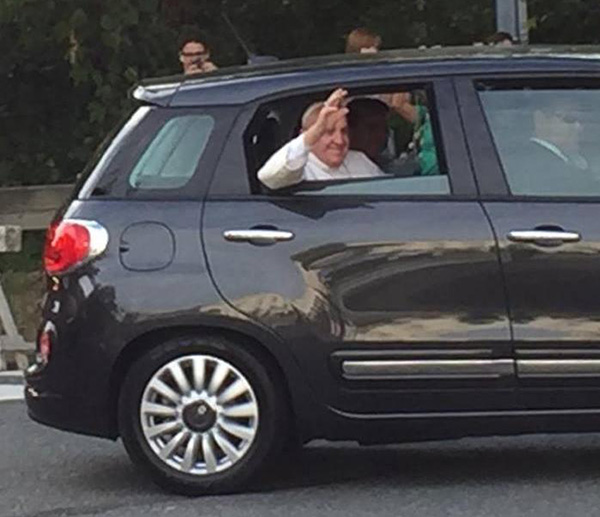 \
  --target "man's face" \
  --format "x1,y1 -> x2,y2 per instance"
350,112 -> 388,162
180,41 -> 209,75
359,45 -> 379,54
312,116 -> 349,168
535,106 -> 583,153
